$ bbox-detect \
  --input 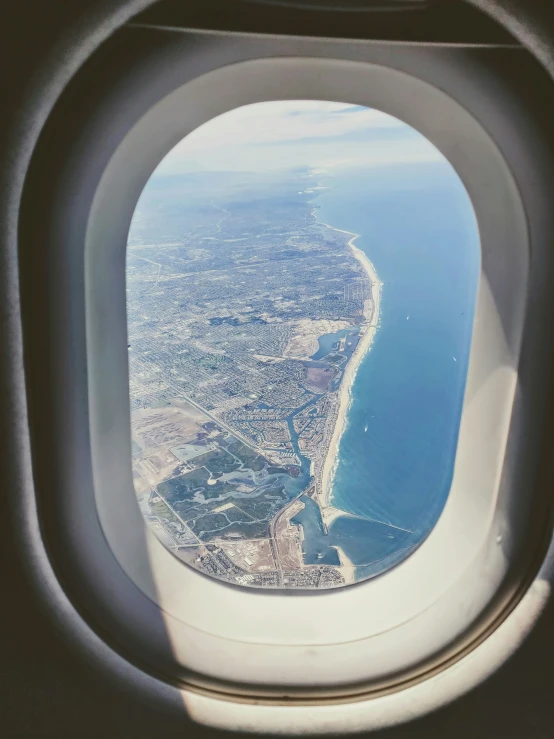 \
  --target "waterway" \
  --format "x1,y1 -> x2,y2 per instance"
310,327 -> 359,361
